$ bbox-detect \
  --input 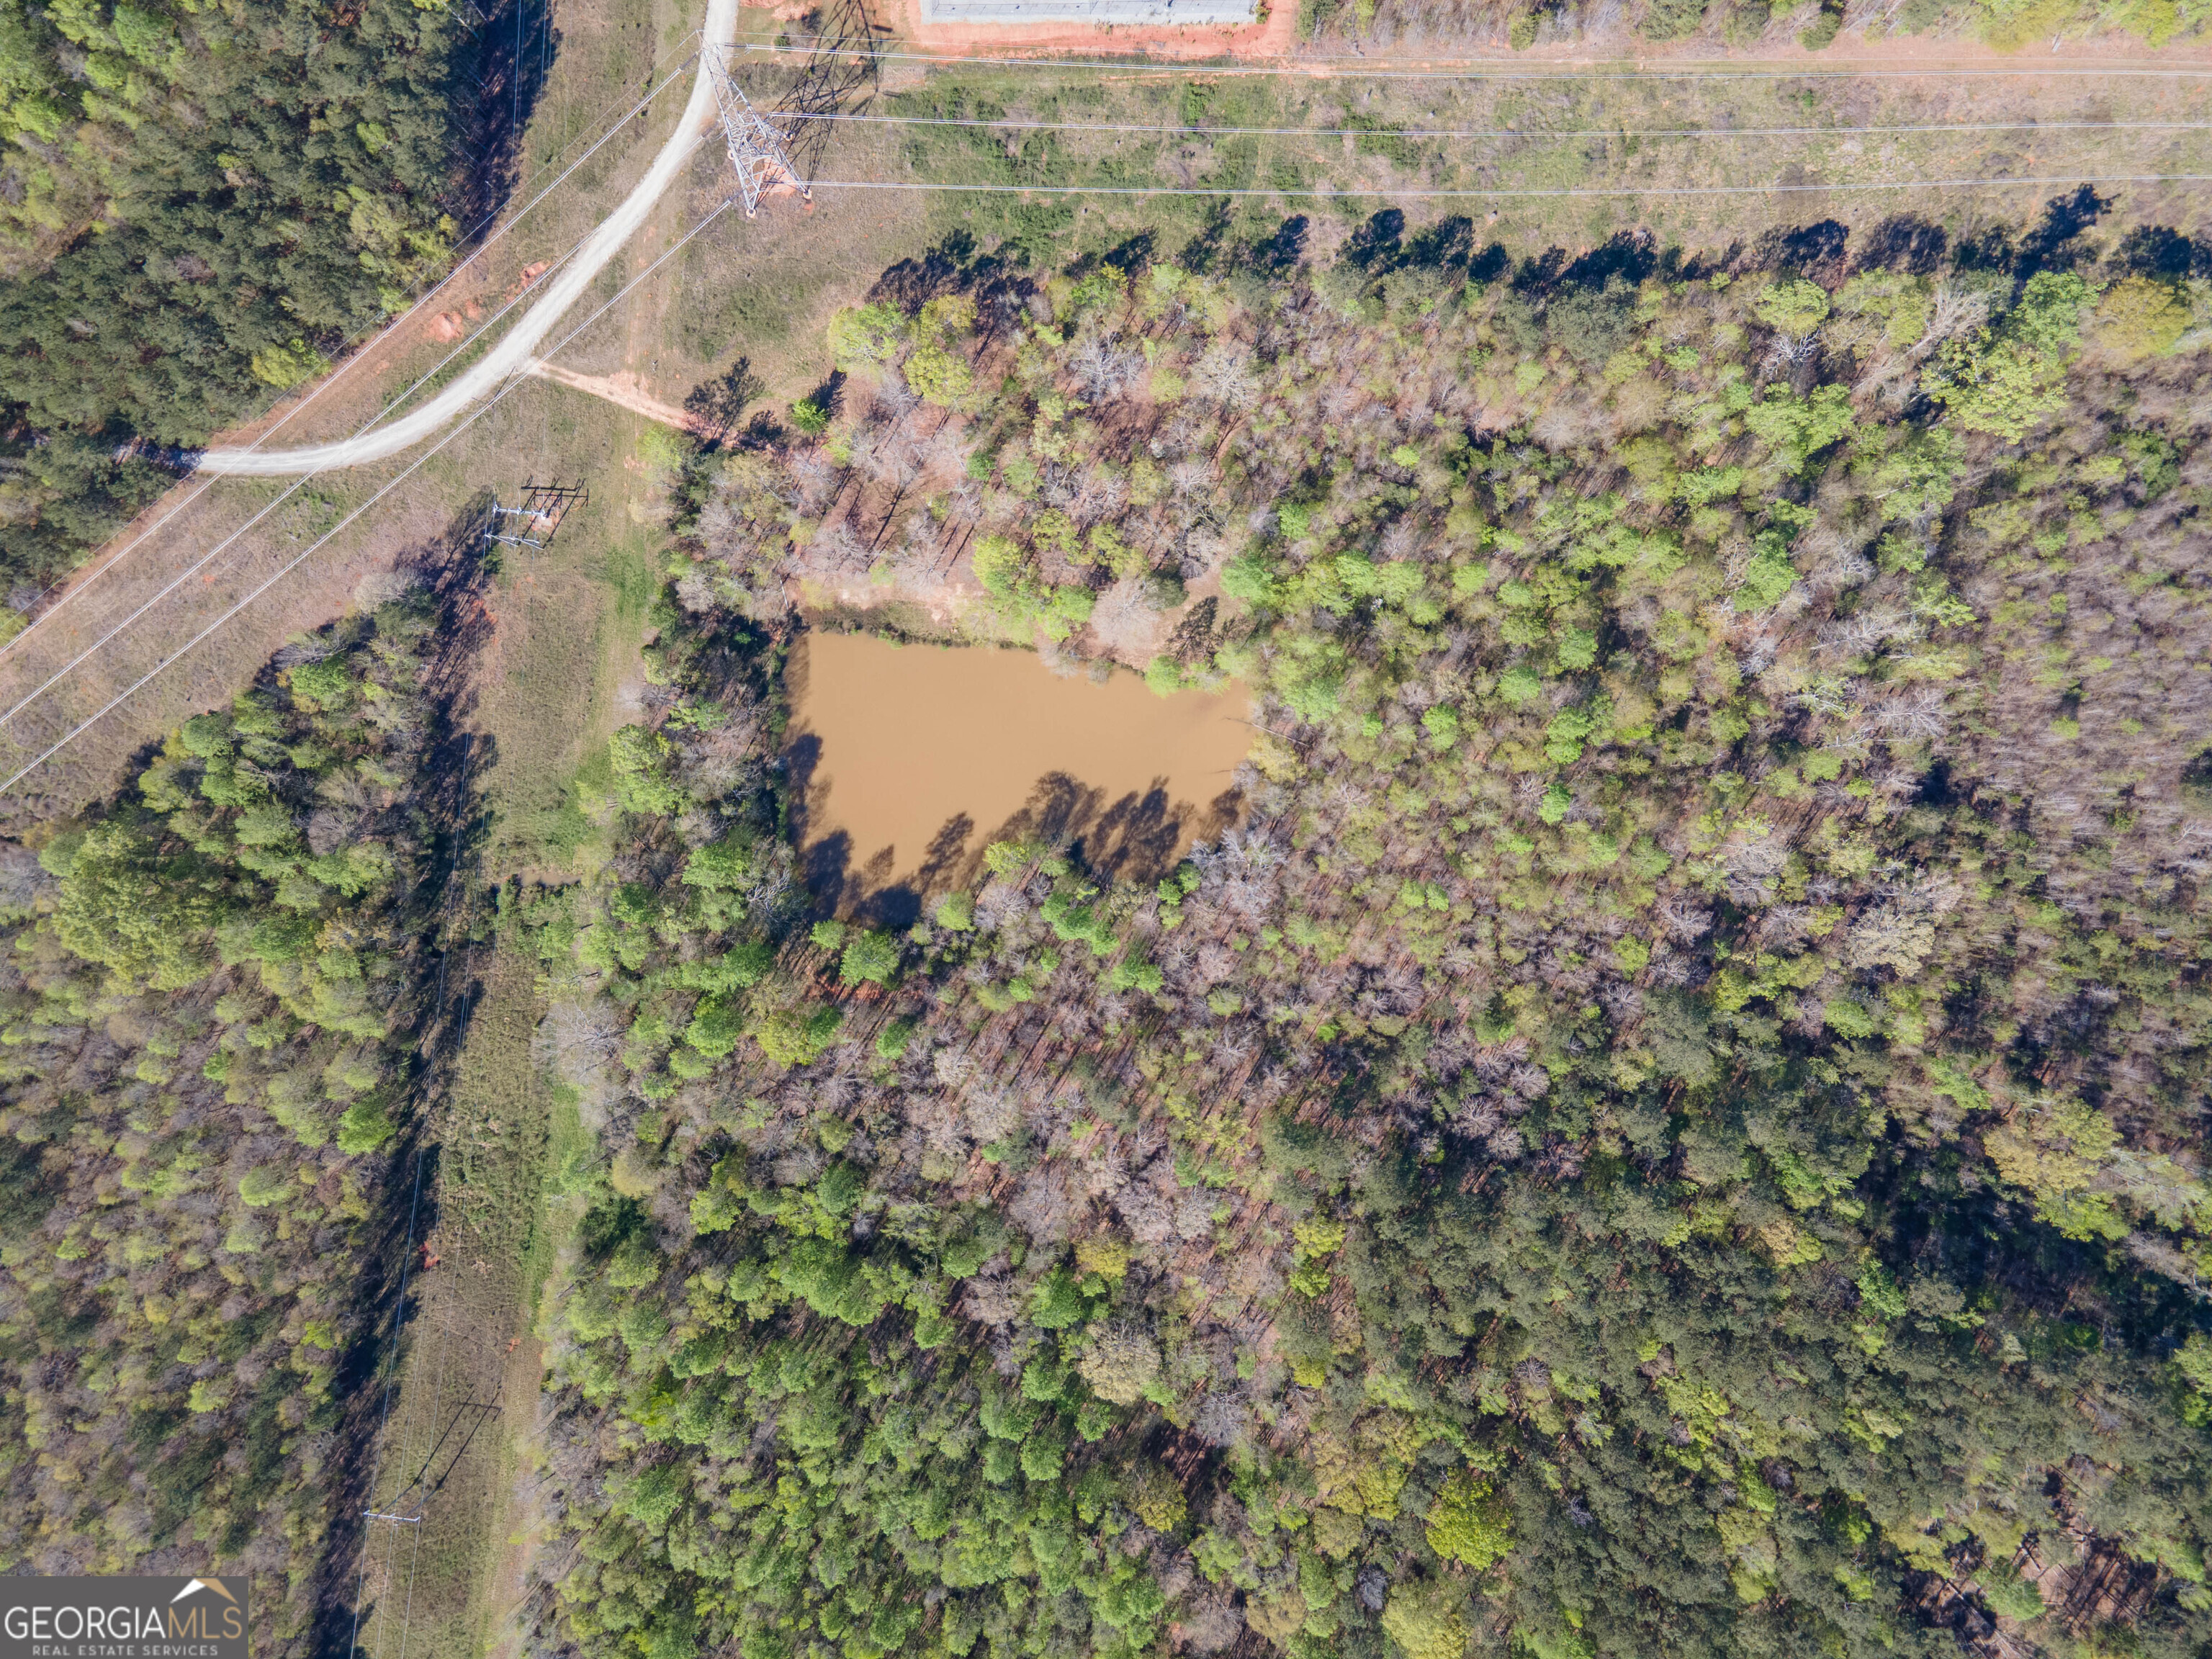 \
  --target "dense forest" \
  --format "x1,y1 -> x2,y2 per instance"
0,0 -> 482,598
509,212 -> 2212,1659
0,569 -> 469,1645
